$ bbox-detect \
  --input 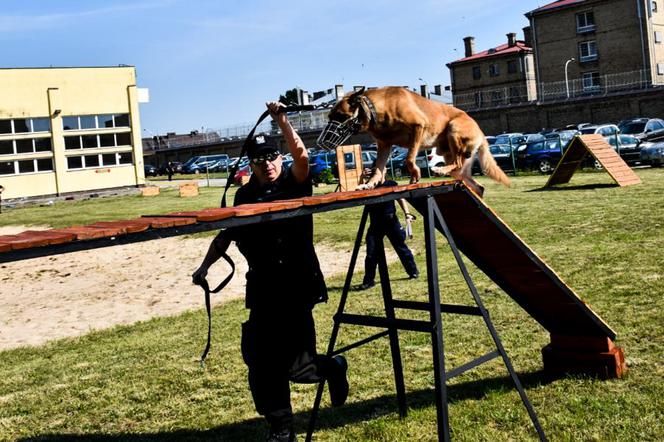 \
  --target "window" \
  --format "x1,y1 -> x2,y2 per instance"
34,138 -> 52,152
62,117 -> 79,131
63,114 -> 131,131
509,87 -> 522,103
118,152 -> 133,165
82,135 -> 99,149
15,139 -> 34,154
474,91 -> 484,107
579,41 -> 598,62
0,140 -> 12,155
472,66 -> 481,80
36,158 -> 53,171
582,71 -> 601,90
102,153 -> 117,166
576,11 -> 596,33
13,119 -> 30,133
116,132 -> 132,146
17,160 -> 35,173
489,64 -> 500,77
0,161 -> 15,175
65,136 -> 82,149
656,31 -> 663,43
507,60 -> 518,74
97,114 -> 114,128
658,63 -> 664,75
67,156 -> 83,169
0,120 -> 11,134
31,118 -> 50,132
85,155 -> 100,167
